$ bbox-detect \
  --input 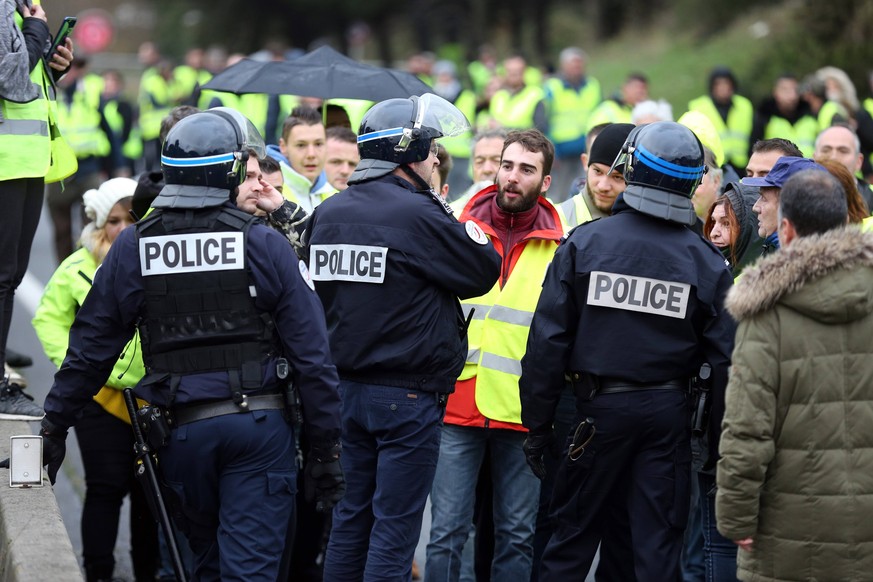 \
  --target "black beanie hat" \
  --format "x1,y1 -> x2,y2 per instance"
588,123 -> 635,168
